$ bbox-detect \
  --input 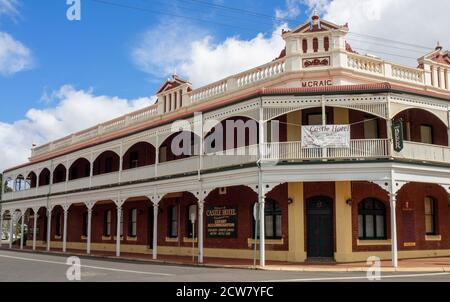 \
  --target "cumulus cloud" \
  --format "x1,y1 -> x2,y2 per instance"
0,31 -> 32,75
280,0 -> 450,65
132,20 -> 286,87
0,85 -> 156,171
